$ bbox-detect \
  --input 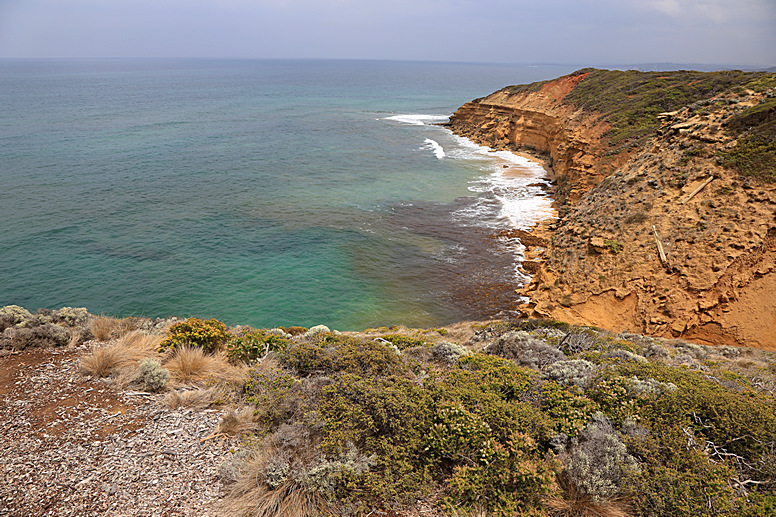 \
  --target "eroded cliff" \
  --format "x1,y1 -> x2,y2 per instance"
448,69 -> 776,349
447,71 -> 619,208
